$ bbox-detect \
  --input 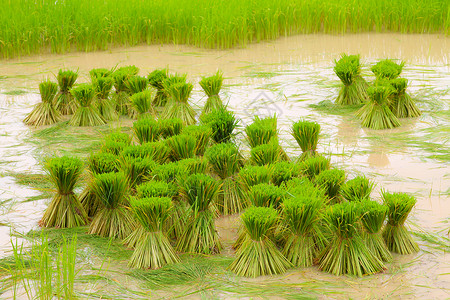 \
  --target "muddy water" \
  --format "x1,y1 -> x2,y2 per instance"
0,33 -> 449,299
